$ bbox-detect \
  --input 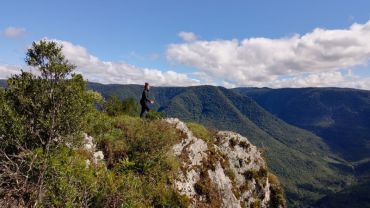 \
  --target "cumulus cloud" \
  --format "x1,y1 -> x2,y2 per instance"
168,21 -> 370,88
0,65 -> 22,78
178,31 -> 198,42
2,20 -> 370,90
49,39 -> 199,86
265,70 -> 370,90
2,27 -> 26,38
0,39 -> 200,86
